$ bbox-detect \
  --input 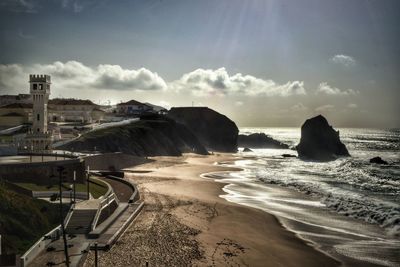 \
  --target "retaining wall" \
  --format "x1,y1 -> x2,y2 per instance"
84,152 -> 151,171
0,158 -> 86,184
